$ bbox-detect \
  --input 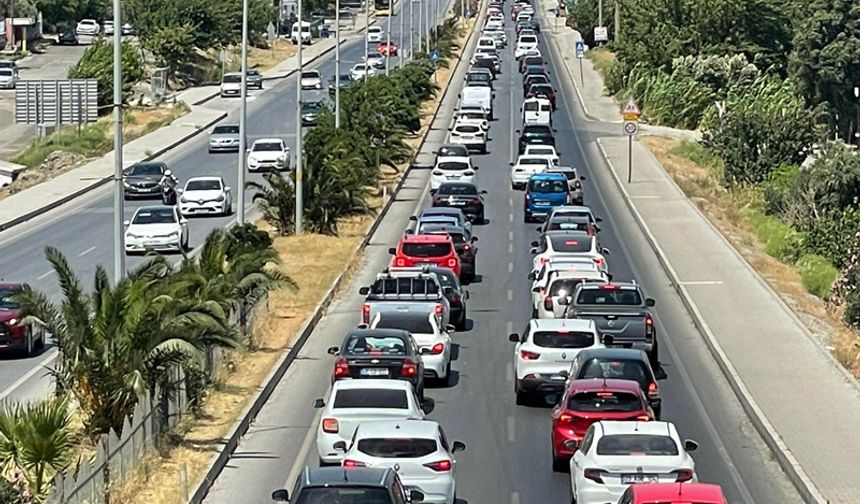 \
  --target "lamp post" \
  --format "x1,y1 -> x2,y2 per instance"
399,0 -> 404,69
385,4 -> 392,75
854,86 -> 860,146
409,0 -> 414,60
335,0 -> 341,128
112,0 -> 124,281
236,0 -> 250,226
364,0 -> 370,82
418,0 -> 423,53
295,0 -> 304,235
